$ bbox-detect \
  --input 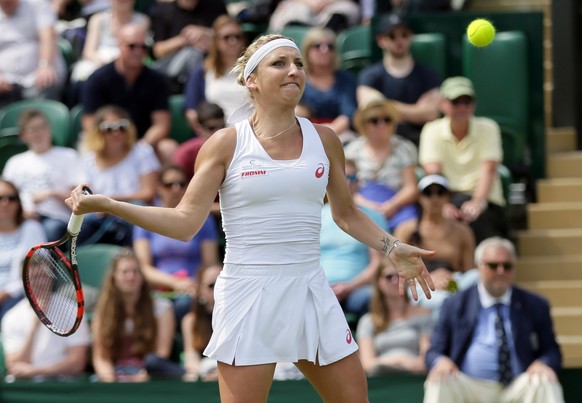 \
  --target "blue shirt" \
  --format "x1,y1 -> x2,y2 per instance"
132,214 -> 218,278
320,203 -> 387,284
301,70 -> 357,122
460,284 -> 522,381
